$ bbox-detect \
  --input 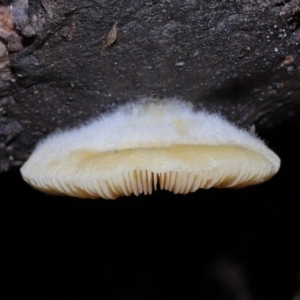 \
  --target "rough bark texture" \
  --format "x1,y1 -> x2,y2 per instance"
0,0 -> 300,172
1,2 -> 300,299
